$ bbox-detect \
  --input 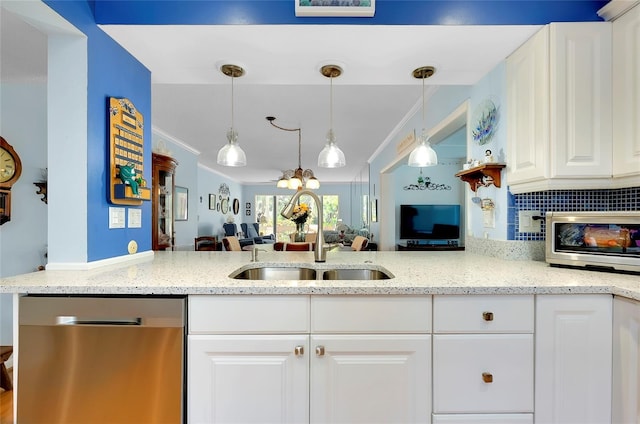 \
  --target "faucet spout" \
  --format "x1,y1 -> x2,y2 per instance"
281,189 -> 326,262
